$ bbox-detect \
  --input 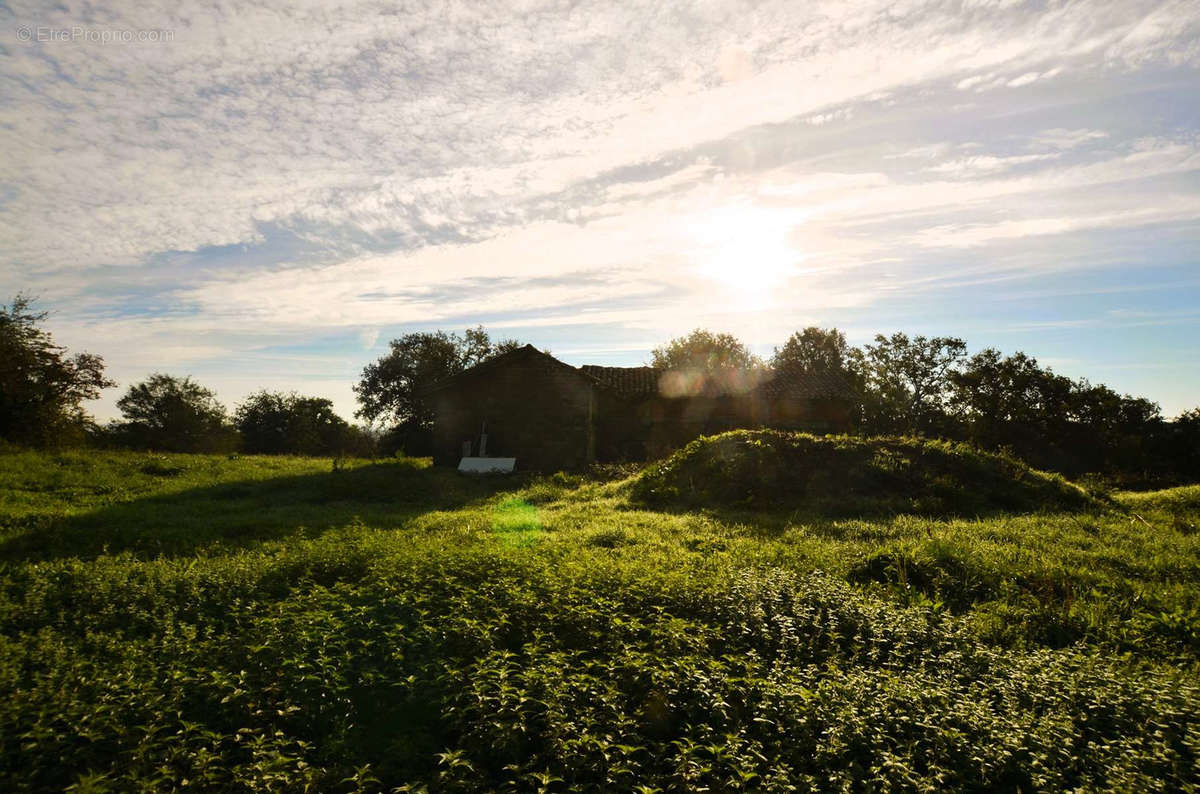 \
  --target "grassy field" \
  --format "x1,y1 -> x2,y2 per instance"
2,438 -> 1199,792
